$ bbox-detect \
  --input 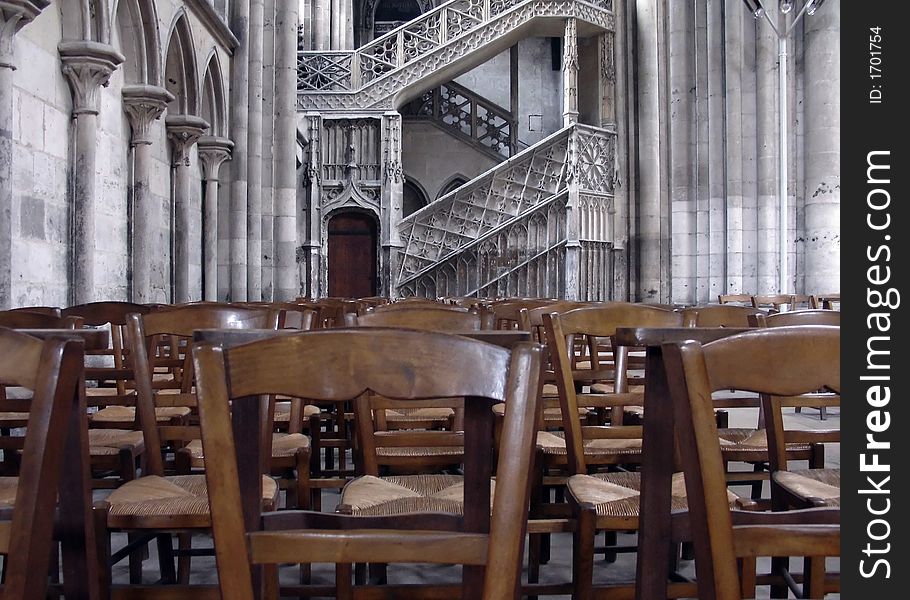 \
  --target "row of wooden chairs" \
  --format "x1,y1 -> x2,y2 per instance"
0,298 -> 839,599
718,293 -> 840,311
